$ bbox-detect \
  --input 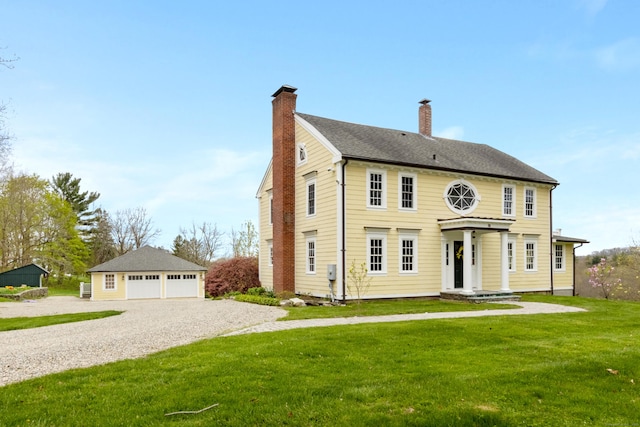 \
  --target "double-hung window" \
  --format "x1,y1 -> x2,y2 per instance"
306,237 -> 316,274
554,244 -> 565,271
366,230 -> 388,274
524,187 -> 536,218
524,239 -> 538,271
399,232 -> 418,273
503,184 -> 515,217
367,169 -> 386,208
306,179 -> 316,217
399,173 -> 417,210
